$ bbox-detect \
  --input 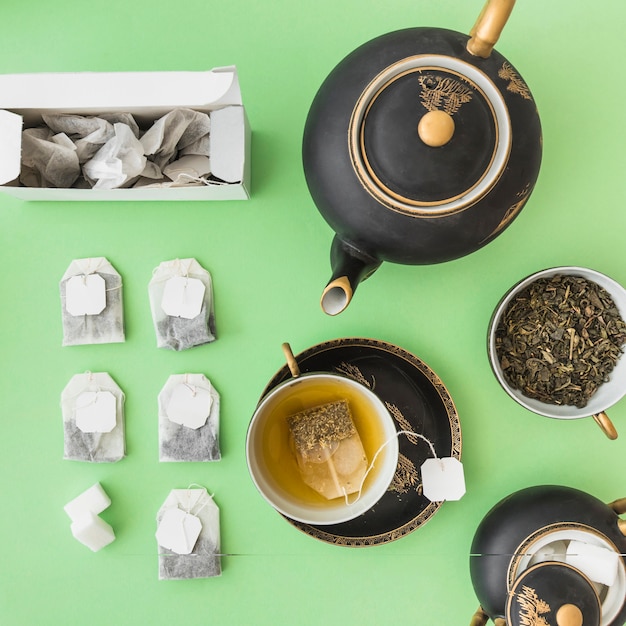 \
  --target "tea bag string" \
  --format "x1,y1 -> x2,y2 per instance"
343,429 -> 439,506
182,484 -> 214,517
